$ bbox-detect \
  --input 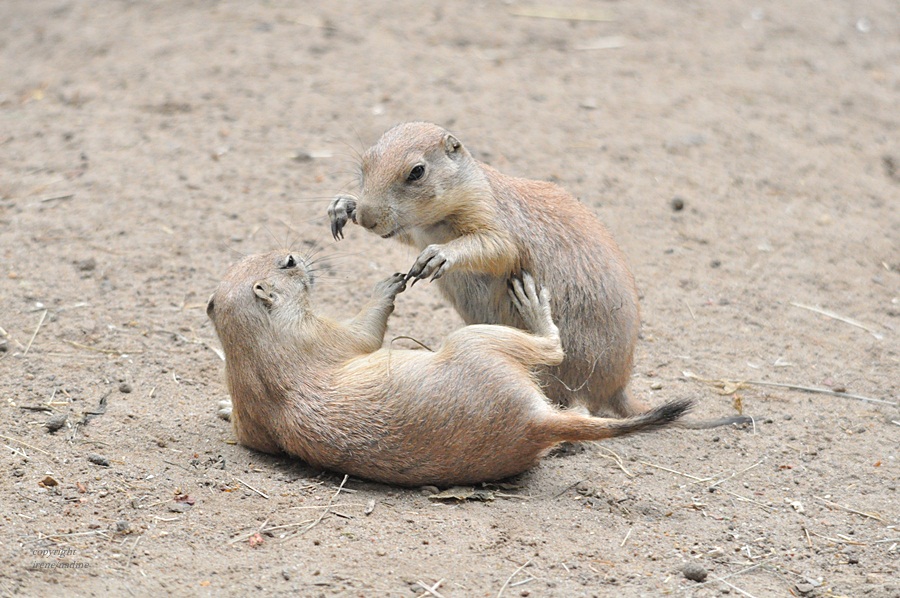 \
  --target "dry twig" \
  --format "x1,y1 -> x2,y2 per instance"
0,433 -> 51,456
416,579 -> 446,598
509,7 -> 613,21
808,530 -> 867,546
707,458 -> 765,488
639,460 -> 712,483
790,302 -> 884,340
497,559 -> 531,598
683,371 -> 895,406
258,519 -> 315,534
745,380 -> 895,406
235,477 -> 269,499
290,503 -> 362,511
814,496 -> 883,522
596,445 -> 634,477
37,193 -> 75,203
718,487 -> 773,513
228,516 -> 275,545
23,309 -> 48,355
714,577 -> 759,598
293,474 -> 349,538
